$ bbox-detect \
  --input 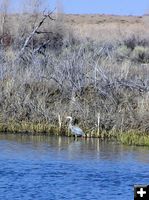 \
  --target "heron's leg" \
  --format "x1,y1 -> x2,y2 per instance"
82,134 -> 86,139
74,135 -> 78,141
